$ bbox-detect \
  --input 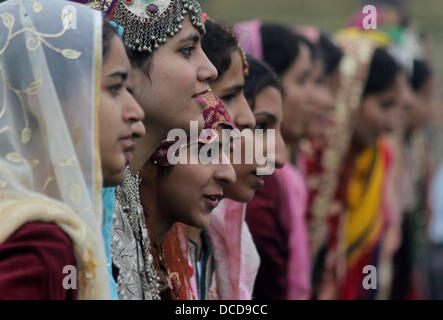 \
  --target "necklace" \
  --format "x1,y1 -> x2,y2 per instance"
115,166 -> 161,300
